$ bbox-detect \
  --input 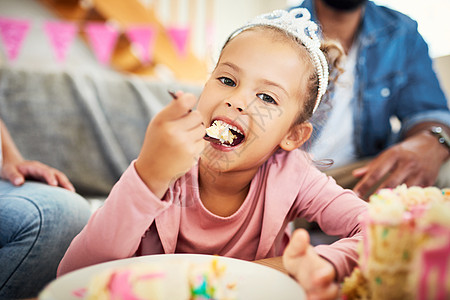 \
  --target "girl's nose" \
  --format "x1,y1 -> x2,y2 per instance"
225,101 -> 245,112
